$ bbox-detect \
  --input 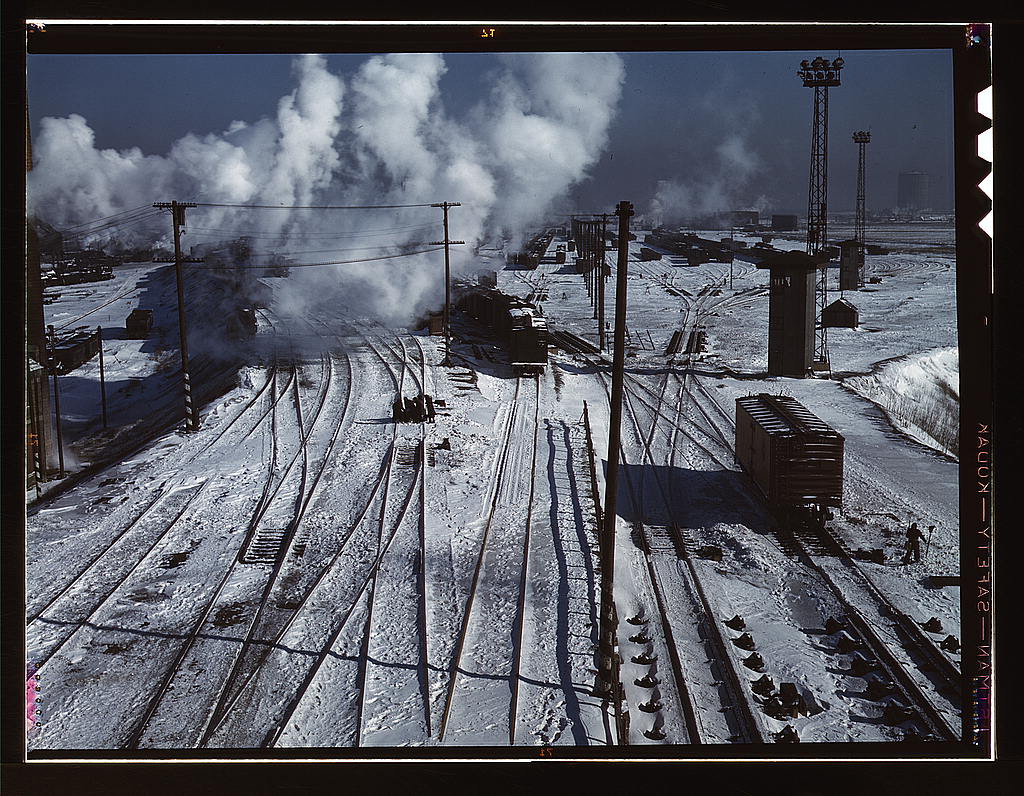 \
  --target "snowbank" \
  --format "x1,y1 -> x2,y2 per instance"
844,347 -> 959,459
